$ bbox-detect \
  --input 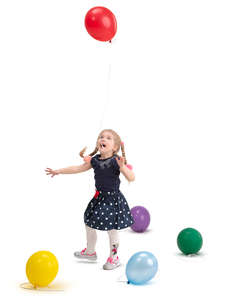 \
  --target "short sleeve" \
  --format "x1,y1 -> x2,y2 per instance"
90,156 -> 97,169
112,156 -> 120,172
